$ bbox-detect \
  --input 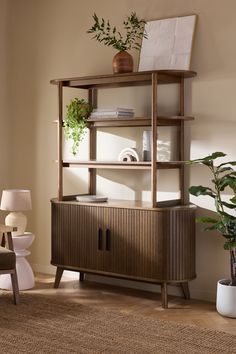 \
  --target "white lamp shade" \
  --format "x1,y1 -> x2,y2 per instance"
0,189 -> 32,211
